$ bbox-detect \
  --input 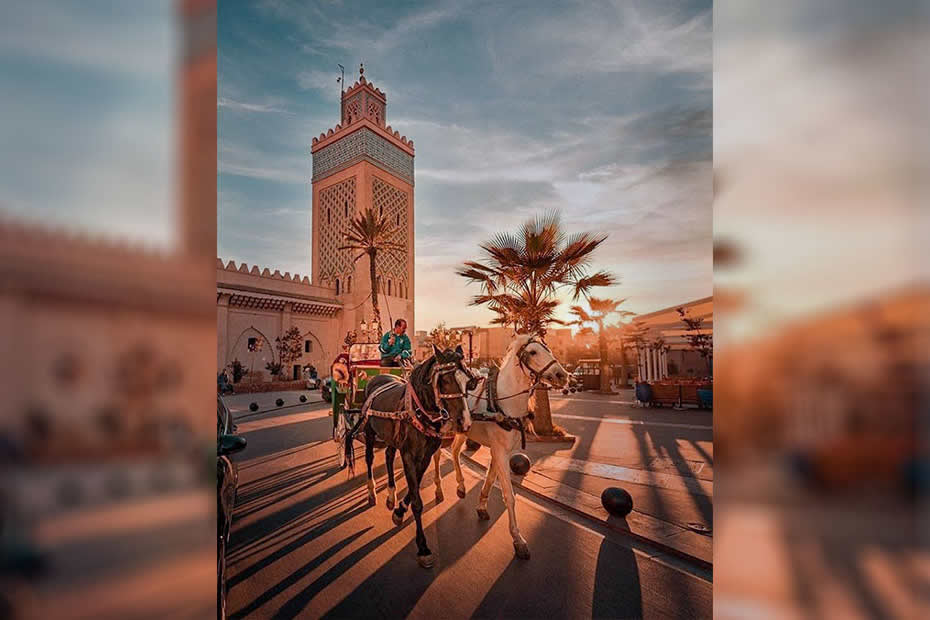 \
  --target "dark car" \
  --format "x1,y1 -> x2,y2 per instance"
217,396 -> 246,620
